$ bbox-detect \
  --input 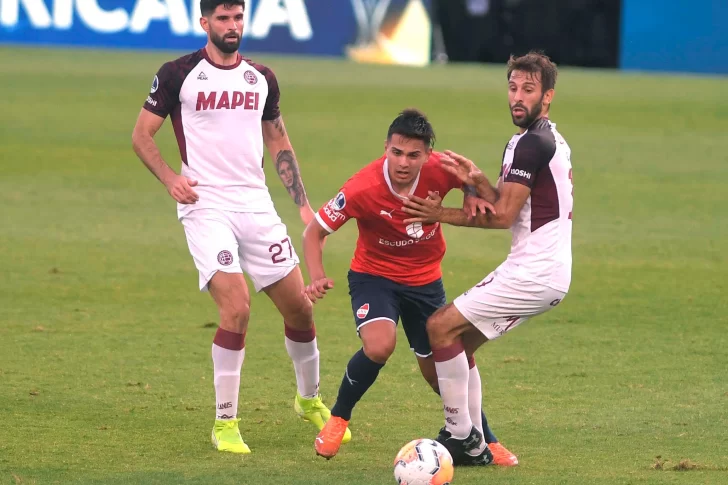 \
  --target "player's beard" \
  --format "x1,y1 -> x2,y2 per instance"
510,97 -> 544,128
211,31 -> 241,54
